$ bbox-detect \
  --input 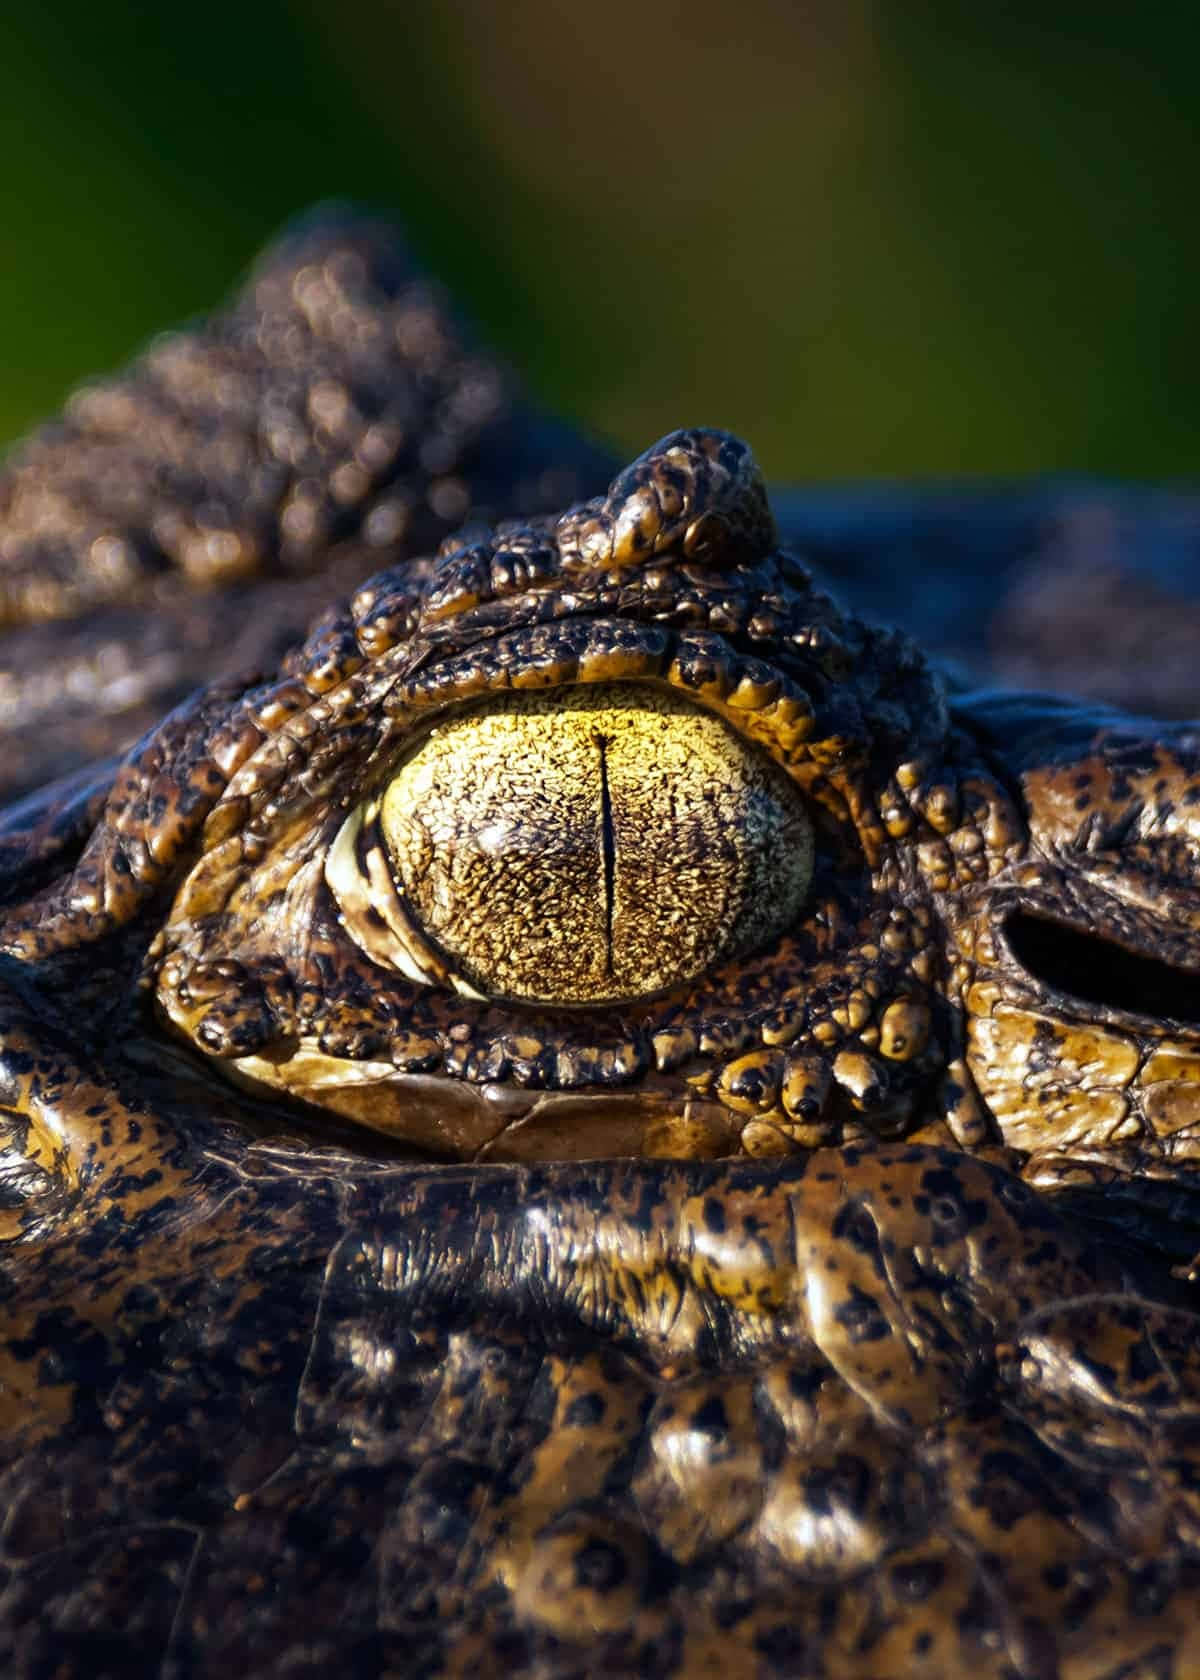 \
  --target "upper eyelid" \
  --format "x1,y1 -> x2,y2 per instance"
217,620 -> 827,835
